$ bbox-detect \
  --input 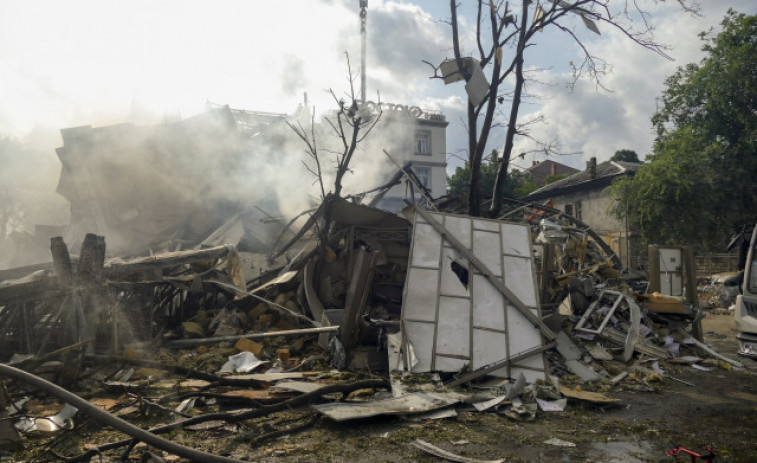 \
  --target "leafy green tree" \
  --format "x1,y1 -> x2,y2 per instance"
513,176 -> 540,198
447,150 -> 528,202
448,151 -> 497,200
543,173 -> 570,185
610,11 -> 757,250
610,149 -> 641,163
